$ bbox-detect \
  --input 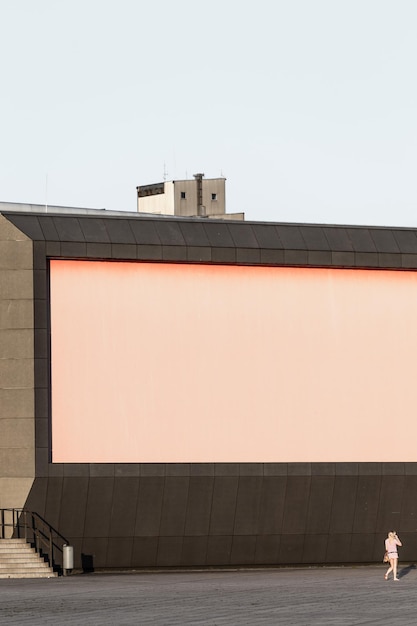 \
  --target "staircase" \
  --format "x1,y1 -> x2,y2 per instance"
0,538 -> 57,578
